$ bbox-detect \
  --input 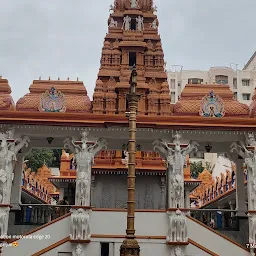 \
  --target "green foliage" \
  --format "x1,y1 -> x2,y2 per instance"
190,161 -> 204,179
25,149 -> 61,172
190,161 -> 213,179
